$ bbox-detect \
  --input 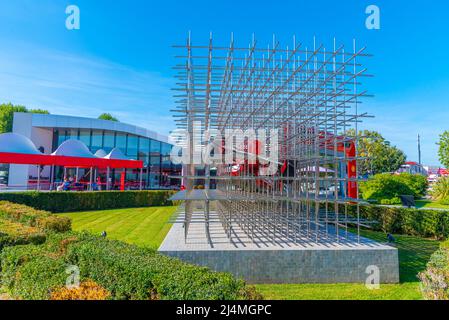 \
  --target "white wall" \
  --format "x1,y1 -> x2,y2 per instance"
8,113 -> 54,189
27,127 -> 53,180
